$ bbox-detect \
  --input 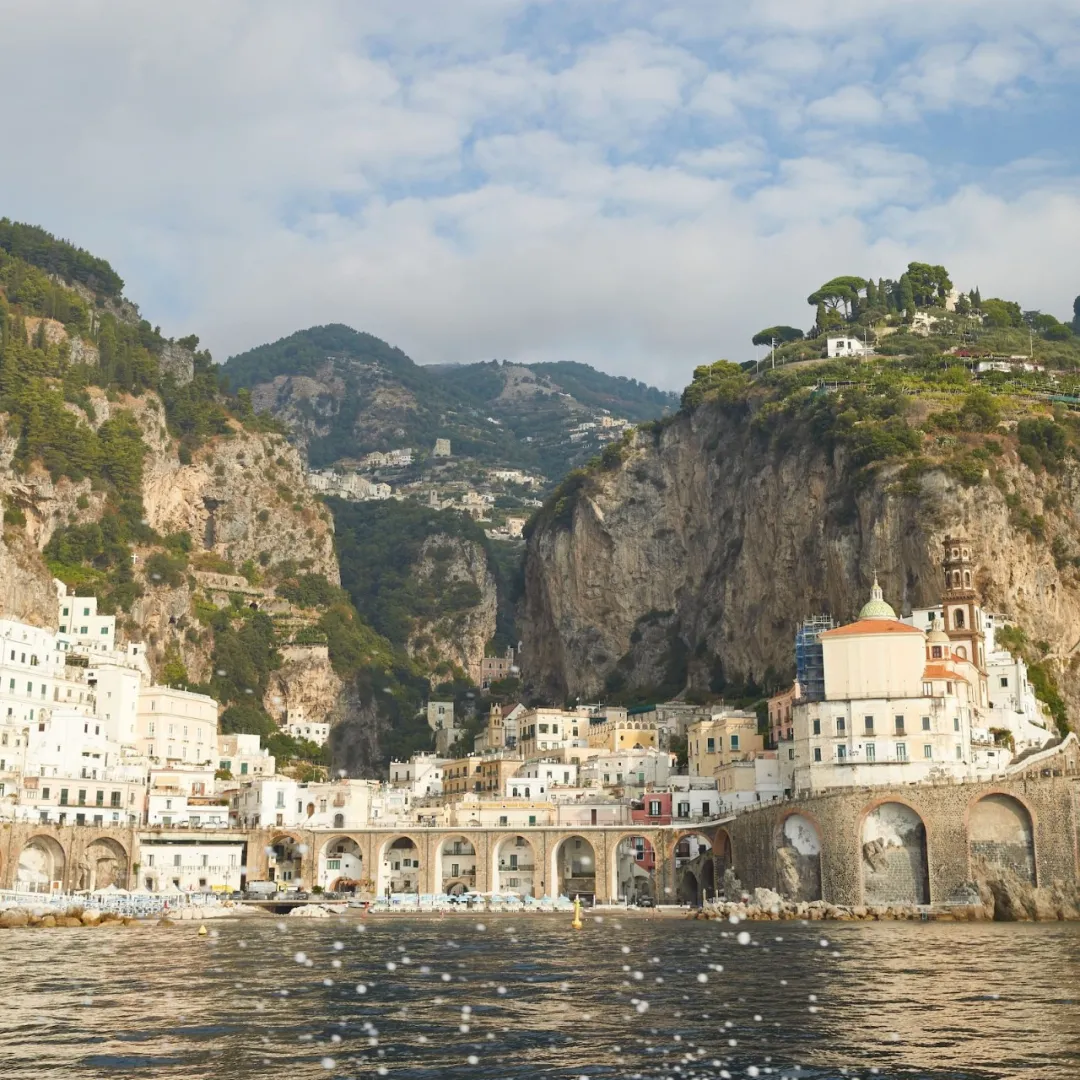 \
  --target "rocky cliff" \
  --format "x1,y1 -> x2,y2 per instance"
522,399 -> 1080,712
406,534 -> 498,682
